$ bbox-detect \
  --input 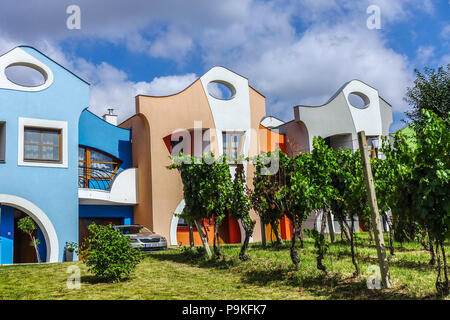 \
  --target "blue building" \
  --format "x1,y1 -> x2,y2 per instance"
0,46 -> 136,264
77,109 -> 136,246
